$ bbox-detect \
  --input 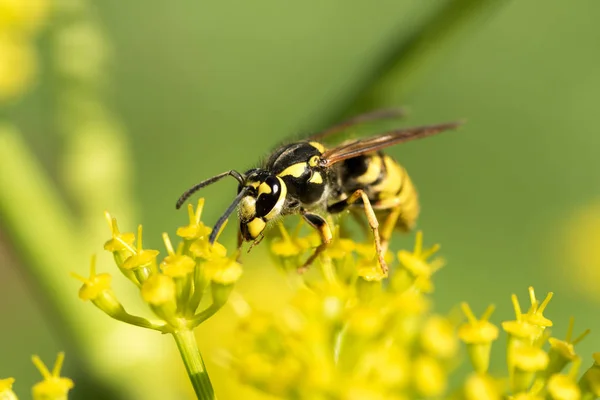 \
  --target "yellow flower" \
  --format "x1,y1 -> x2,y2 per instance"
464,373 -> 502,400
546,317 -> 590,378
511,345 -> 549,393
413,355 -> 447,397
103,212 -> 135,253
579,353 -> 600,398
0,0 -> 50,34
0,377 -> 17,400
397,231 -> 444,279
176,199 -> 212,241
122,225 -> 160,271
547,358 -> 581,400
0,34 -> 36,102
141,274 -> 176,306
421,315 -> 459,360
31,353 -> 74,400
269,221 -> 314,258
459,303 -> 499,373
160,232 -> 195,278
522,286 -> 553,329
